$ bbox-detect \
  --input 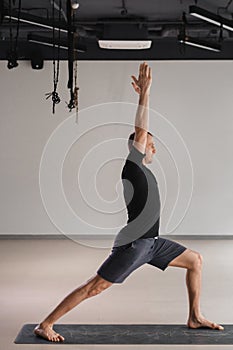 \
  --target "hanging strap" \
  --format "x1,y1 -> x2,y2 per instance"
45,0 -> 61,114
73,37 -> 79,123
67,0 -> 75,111
7,0 -> 21,69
